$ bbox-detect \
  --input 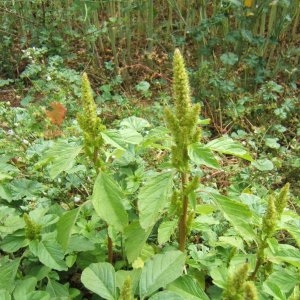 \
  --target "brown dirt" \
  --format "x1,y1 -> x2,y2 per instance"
0,89 -> 21,107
